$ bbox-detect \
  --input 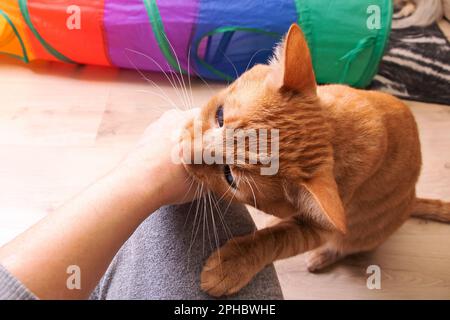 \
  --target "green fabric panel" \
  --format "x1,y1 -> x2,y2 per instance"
142,0 -> 186,74
295,0 -> 392,87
